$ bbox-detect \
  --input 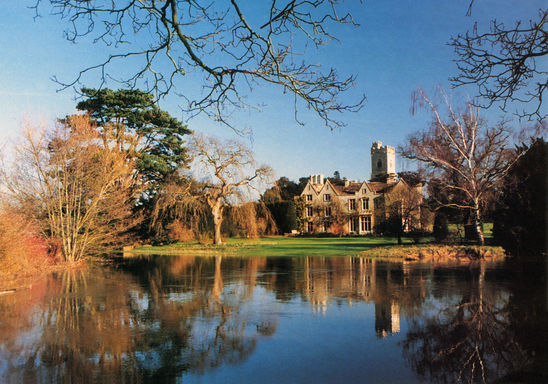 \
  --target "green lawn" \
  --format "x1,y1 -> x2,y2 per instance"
448,222 -> 493,239
129,236 -> 414,257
